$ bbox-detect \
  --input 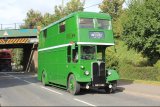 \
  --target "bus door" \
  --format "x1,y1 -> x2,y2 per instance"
66,45 -> 79,79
